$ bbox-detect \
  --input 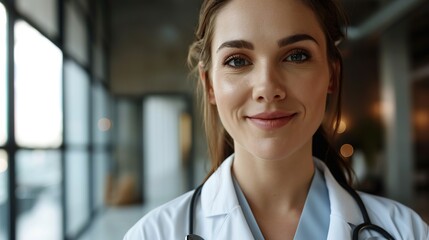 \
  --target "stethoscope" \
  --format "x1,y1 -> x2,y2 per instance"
185,182 -> 395,240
